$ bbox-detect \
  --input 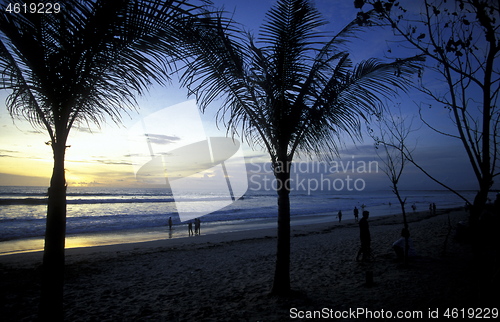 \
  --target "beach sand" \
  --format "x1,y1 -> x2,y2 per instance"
1,208 -> 496,321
